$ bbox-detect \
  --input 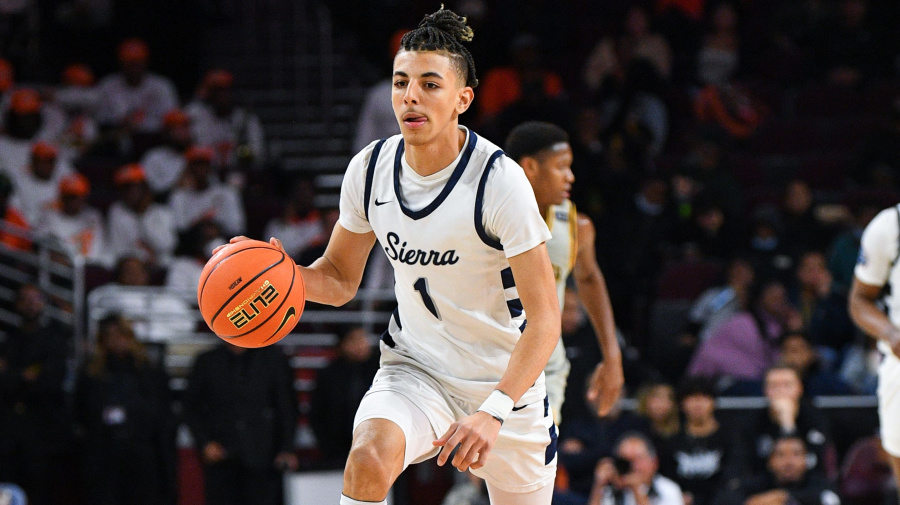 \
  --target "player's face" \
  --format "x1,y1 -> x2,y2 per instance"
528,144 -> 574,207
391,50 -> 473,147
